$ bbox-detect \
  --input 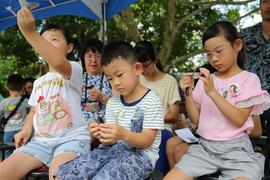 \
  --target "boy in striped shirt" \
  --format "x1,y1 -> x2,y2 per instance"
55,41 -> 164,180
